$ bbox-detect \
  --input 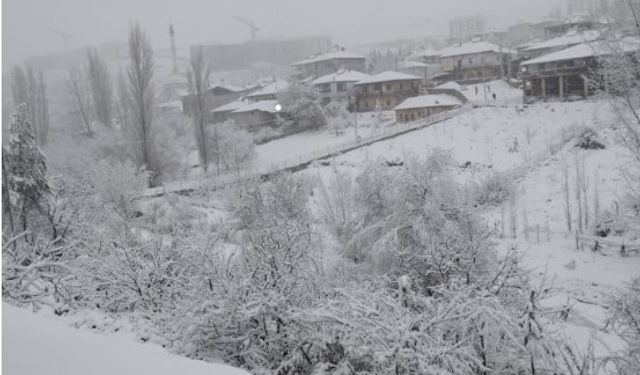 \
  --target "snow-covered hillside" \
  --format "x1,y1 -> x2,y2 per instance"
2,303 -> 249,375
301,98 -> 640,359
